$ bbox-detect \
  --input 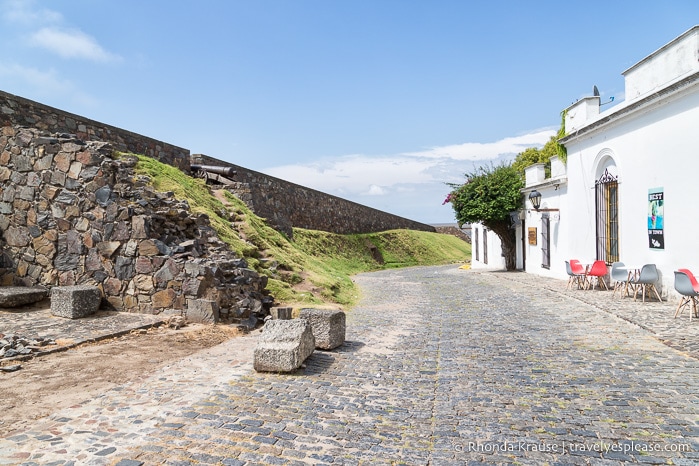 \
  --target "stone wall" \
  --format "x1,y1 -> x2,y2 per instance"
192,154 -> 436,237
0,126 -> 271,323
0,90 -> 189,171
435,225 -> 471,243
